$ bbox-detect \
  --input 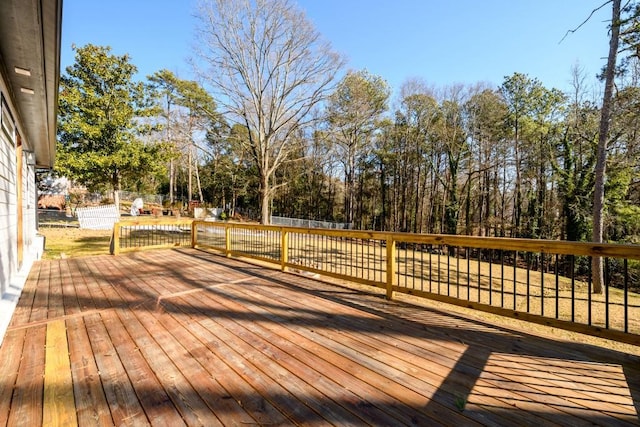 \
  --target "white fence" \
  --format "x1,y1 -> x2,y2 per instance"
270,216 -> 351,229
119,191 -> 163,206
76,205 -> 120,230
